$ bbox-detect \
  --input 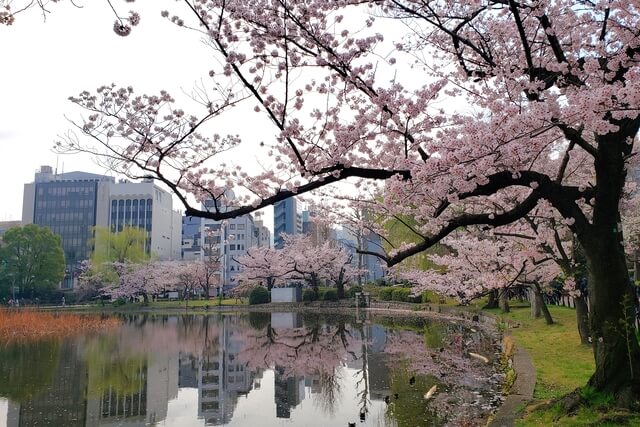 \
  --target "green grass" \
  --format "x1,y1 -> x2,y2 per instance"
487,305 -> 594,400
489,305 -> 640,426
519,403 -> 640,427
